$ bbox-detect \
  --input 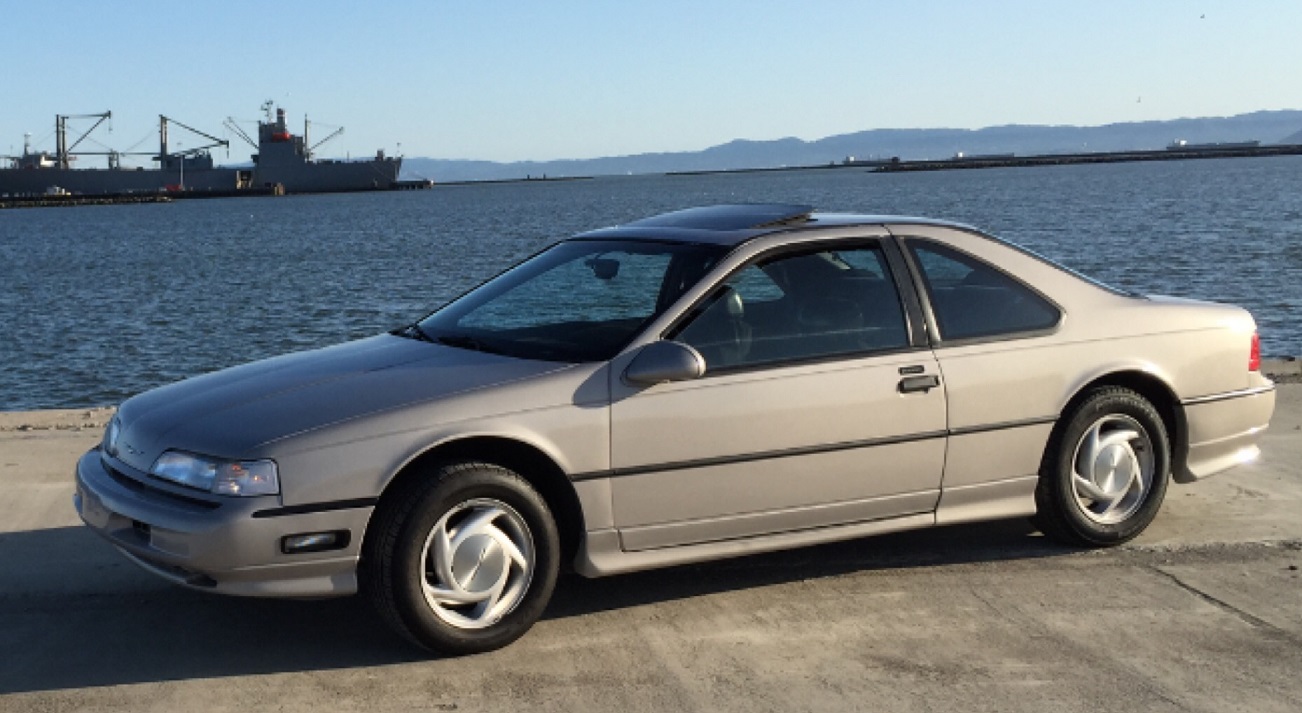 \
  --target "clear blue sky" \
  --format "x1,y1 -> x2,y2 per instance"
5,1 -> 1300,166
